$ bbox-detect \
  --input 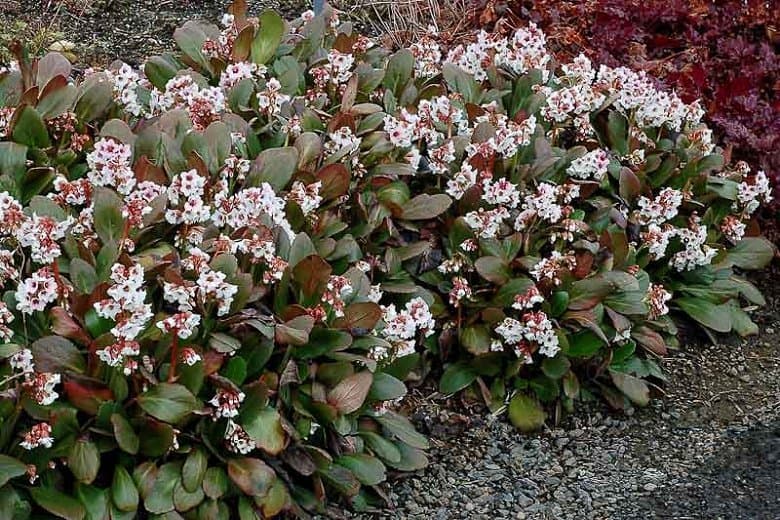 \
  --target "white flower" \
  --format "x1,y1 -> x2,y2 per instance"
20,423 -> 54,450
637,188 -> 683,225
567,149 -> 610,181
209,388 -> 245,420
15,267 -> 59,315
157,312 -> 201,339
87,138 -> 135,195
